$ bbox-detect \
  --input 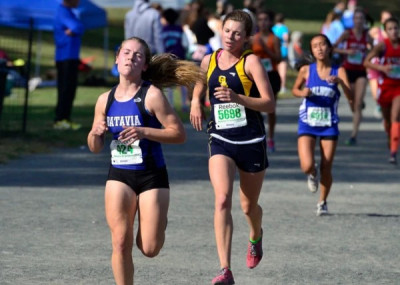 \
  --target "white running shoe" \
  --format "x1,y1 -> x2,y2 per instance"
307,166 -> 318,193
316,201 -> 328,216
